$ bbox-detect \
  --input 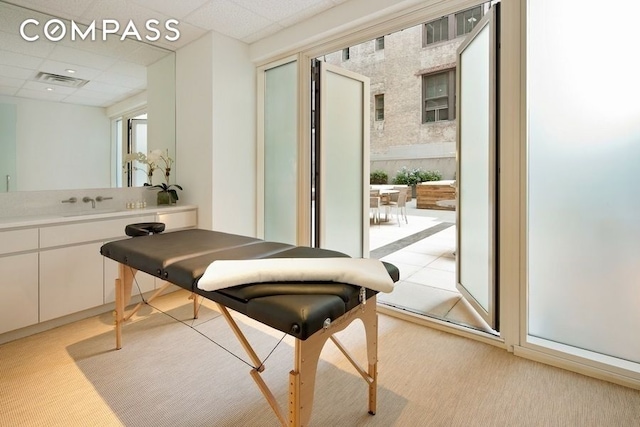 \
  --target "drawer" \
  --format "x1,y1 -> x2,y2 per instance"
0,228 -> 38,255
157,210 -> 197,231
40,215 -> 155,248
